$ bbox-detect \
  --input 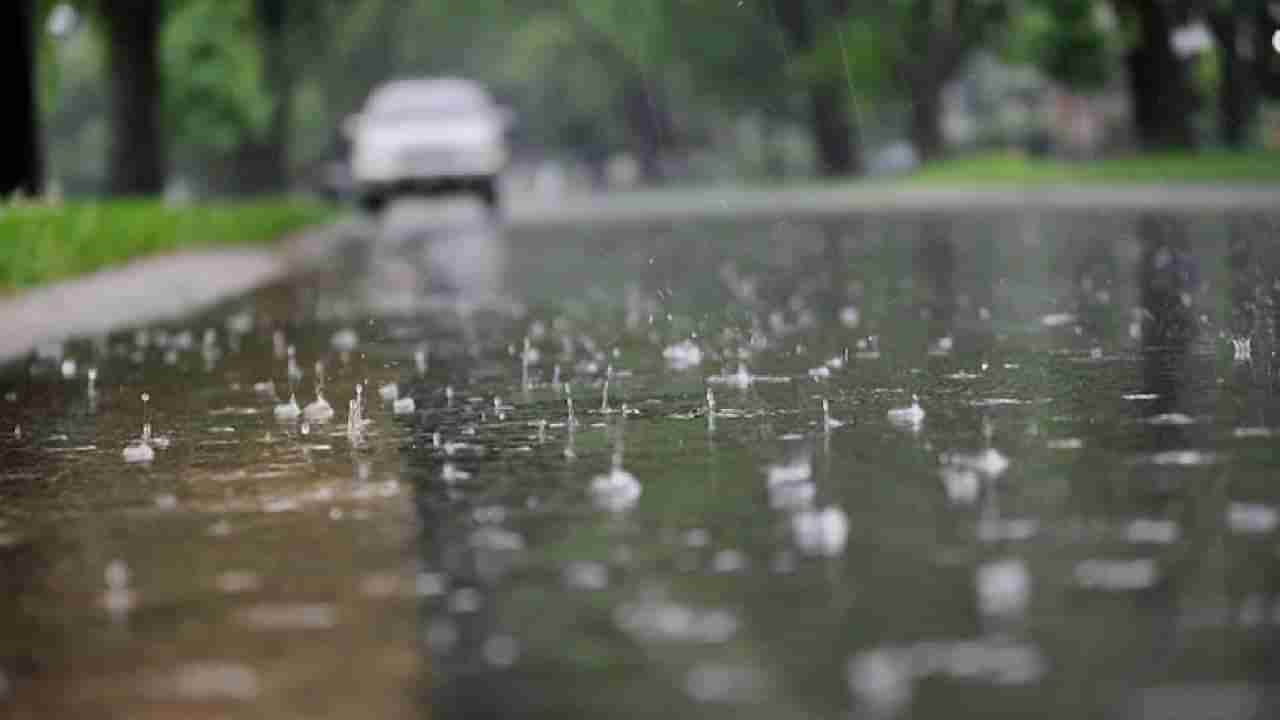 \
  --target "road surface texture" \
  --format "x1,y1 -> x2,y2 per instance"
3,194 -> 1280,719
